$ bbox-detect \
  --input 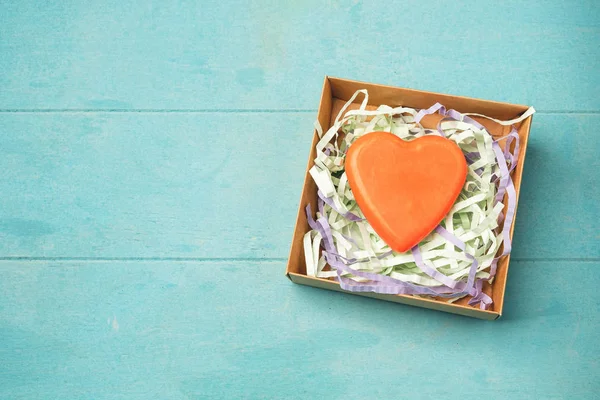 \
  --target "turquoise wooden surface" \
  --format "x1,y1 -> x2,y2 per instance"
0,260 -> 598,399
1,1 -> 599,111
1,0 -> 599,399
